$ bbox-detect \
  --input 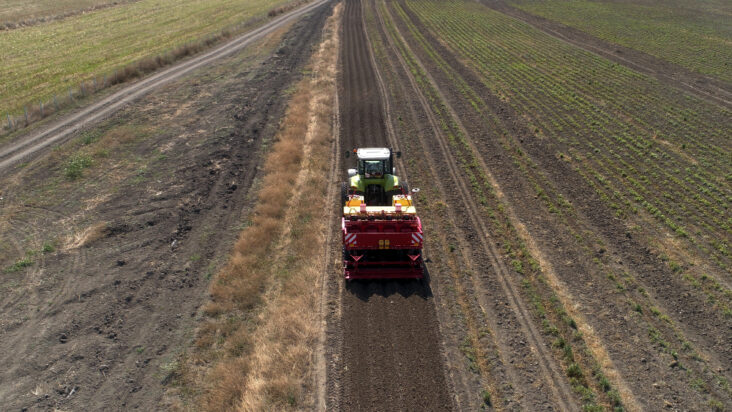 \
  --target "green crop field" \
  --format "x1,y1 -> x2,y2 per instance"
0,0 -> 133,25
506,0 -> 732,83
404,0 -> 730,272
0,0 -> 292,117
371,0 -> 731,407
